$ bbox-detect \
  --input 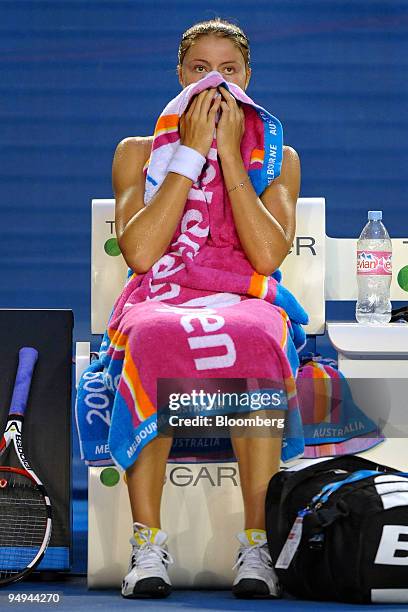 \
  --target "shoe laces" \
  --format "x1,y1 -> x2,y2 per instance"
232,541 -> 273,572
130,522 -> 174,571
